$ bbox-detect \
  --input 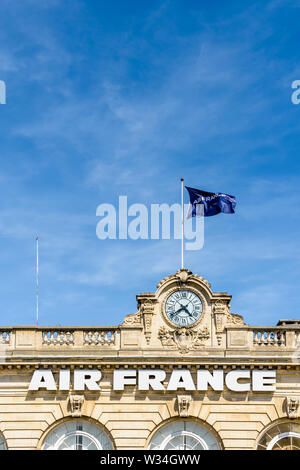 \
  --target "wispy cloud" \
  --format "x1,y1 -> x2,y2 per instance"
0,0 -> 299,326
